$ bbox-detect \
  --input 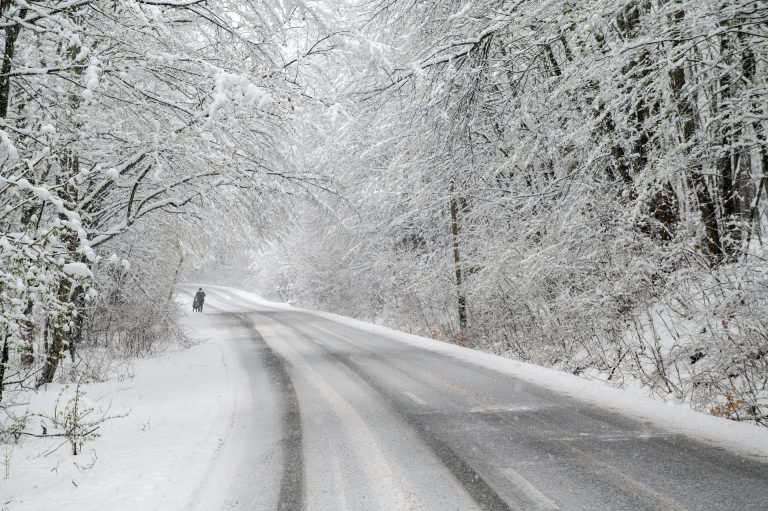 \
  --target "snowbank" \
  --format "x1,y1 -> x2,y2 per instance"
2,314 -> 245,510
